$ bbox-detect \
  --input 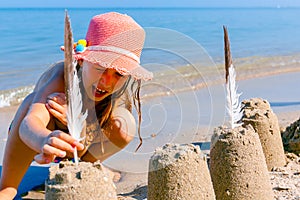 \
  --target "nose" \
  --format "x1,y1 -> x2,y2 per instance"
98,70 -> 115,89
